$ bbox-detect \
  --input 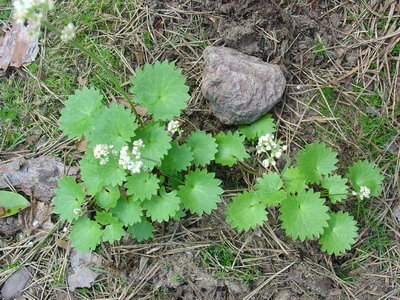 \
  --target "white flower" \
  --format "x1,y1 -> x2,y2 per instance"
256,134 -> 287,169
93,144 -> 113,165
167,120 -> 182,135
359,186 -> 371,200
118,140 -> 145,173
262,159 -> 270,169
73,208 -> 81,215
352,191 -> 357,196
61,23 -> 76,41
